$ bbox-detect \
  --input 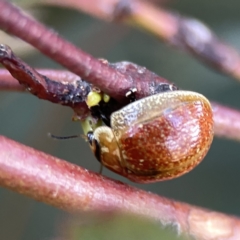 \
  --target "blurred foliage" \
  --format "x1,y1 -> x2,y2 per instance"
1,0 -> 240,239
63,212 -> 190,240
